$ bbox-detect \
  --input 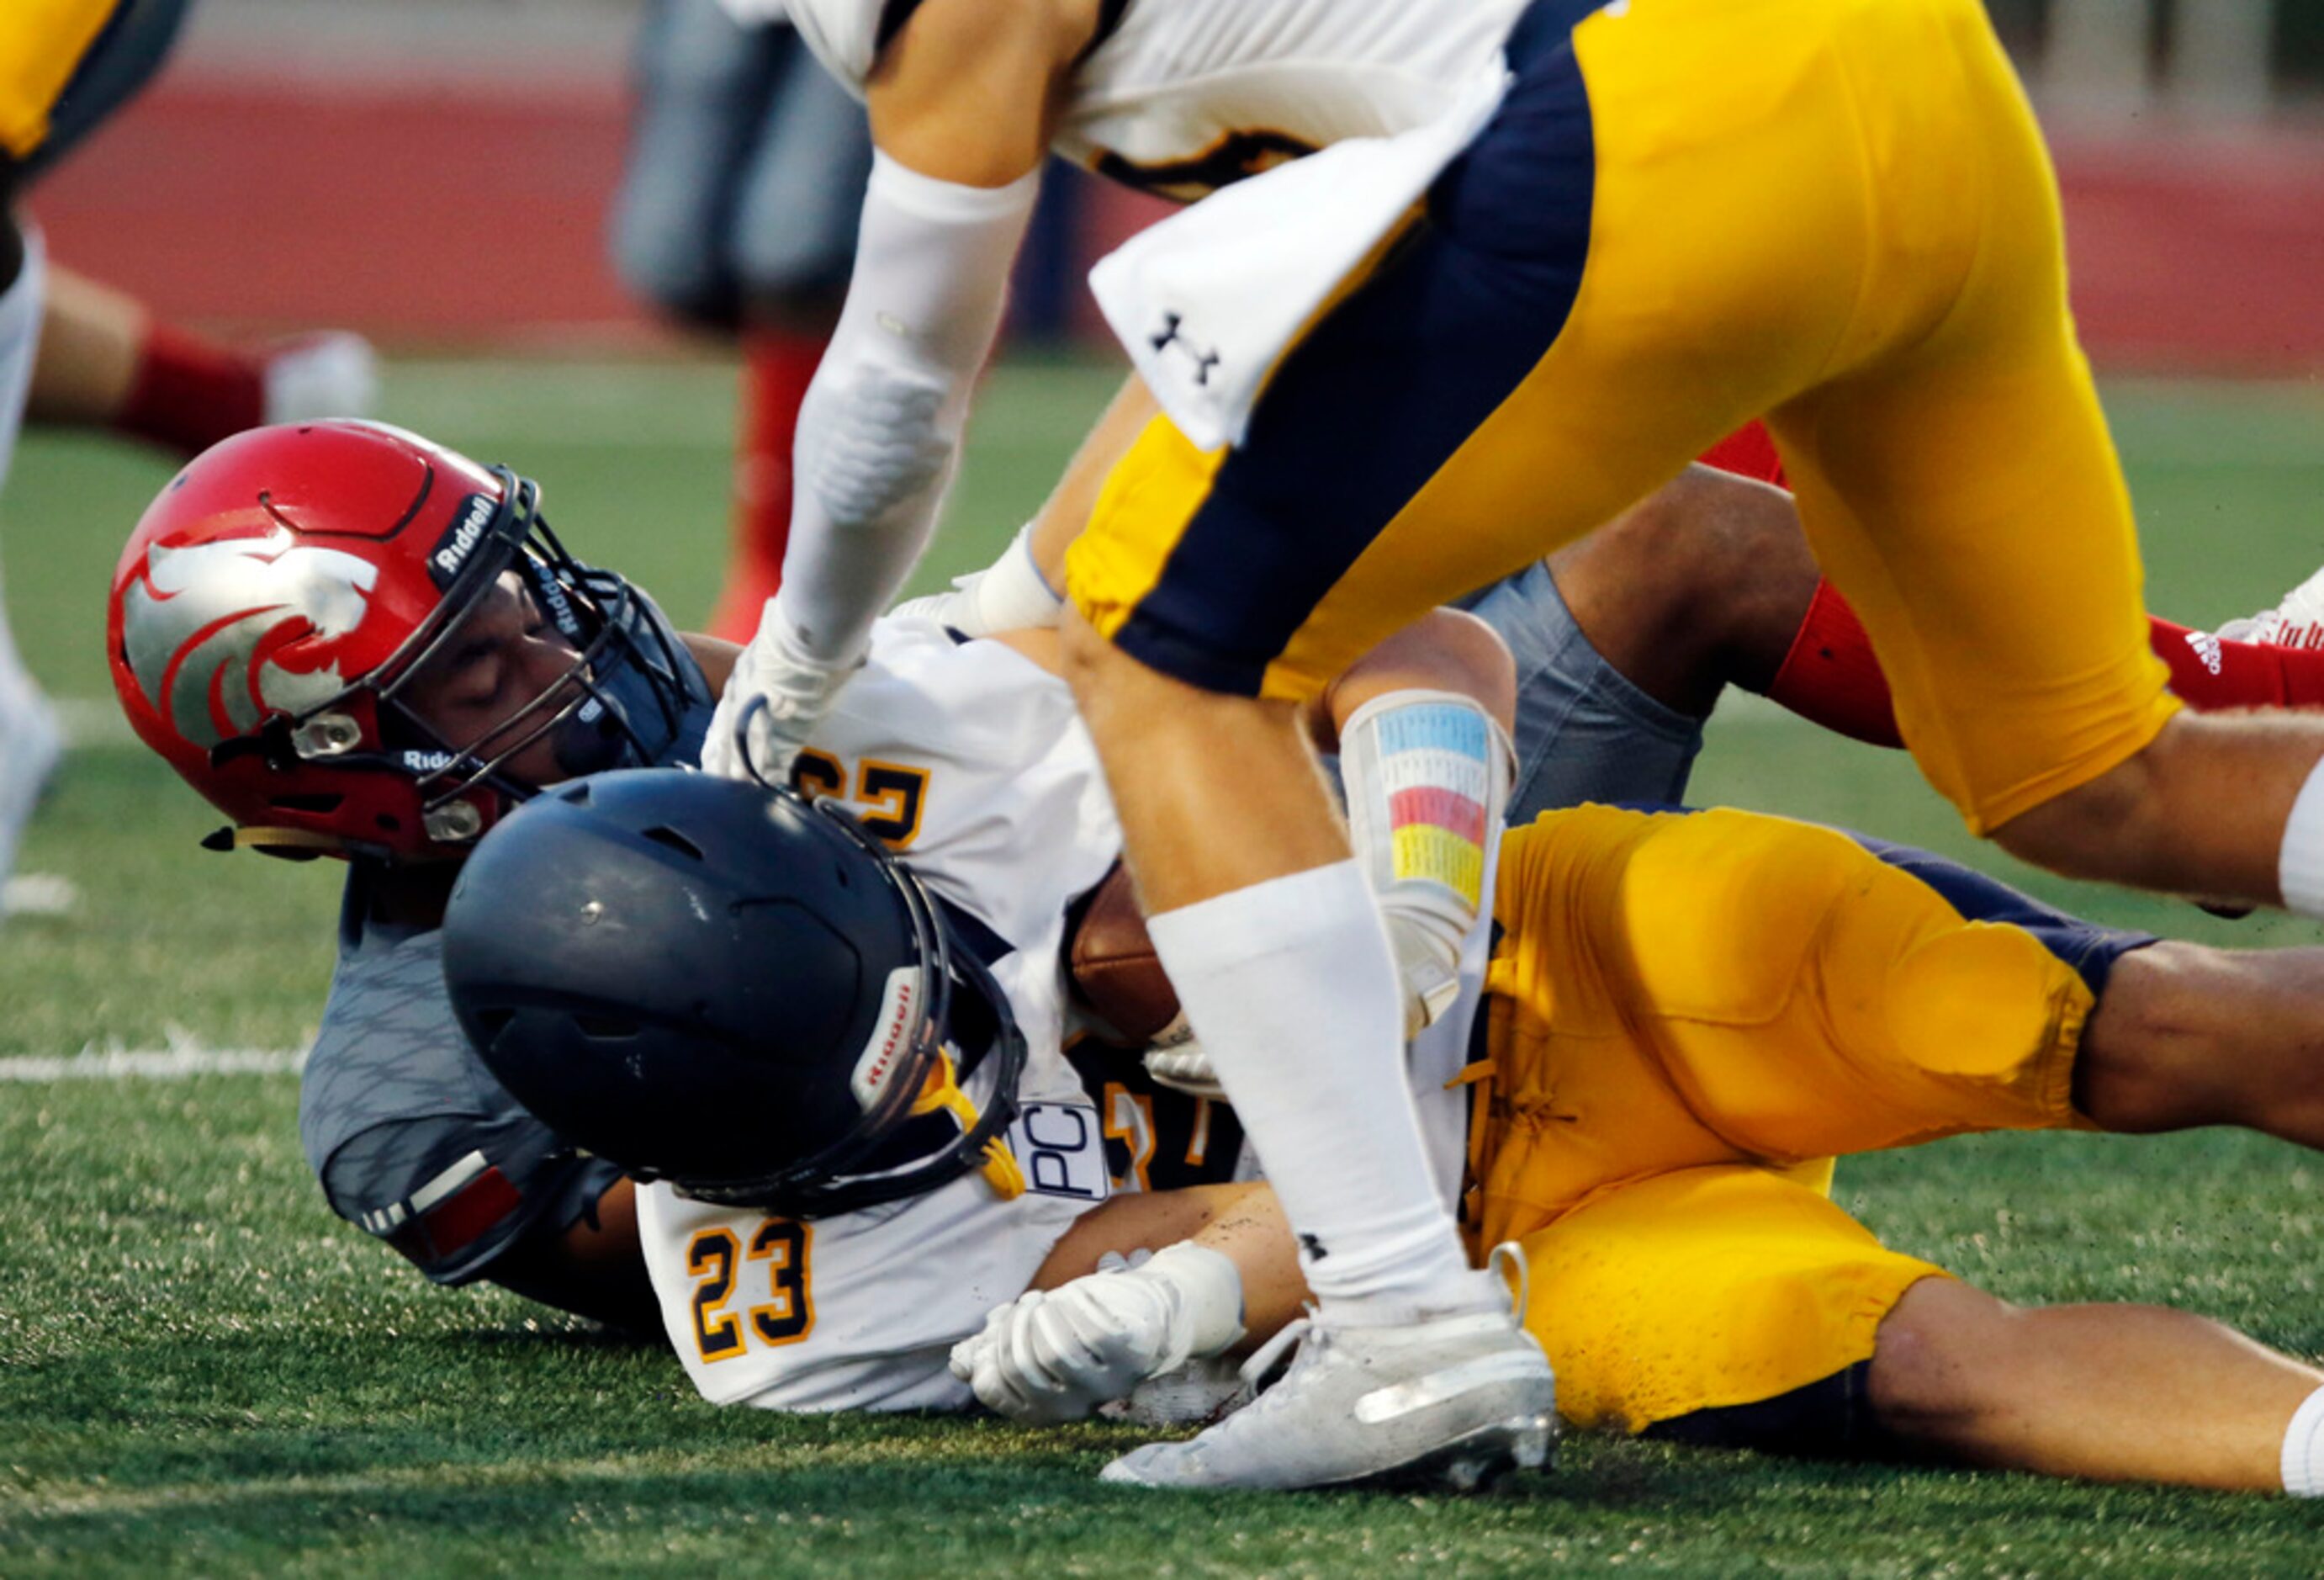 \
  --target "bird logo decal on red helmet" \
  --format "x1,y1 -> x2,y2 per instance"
118,525 -> 381,750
